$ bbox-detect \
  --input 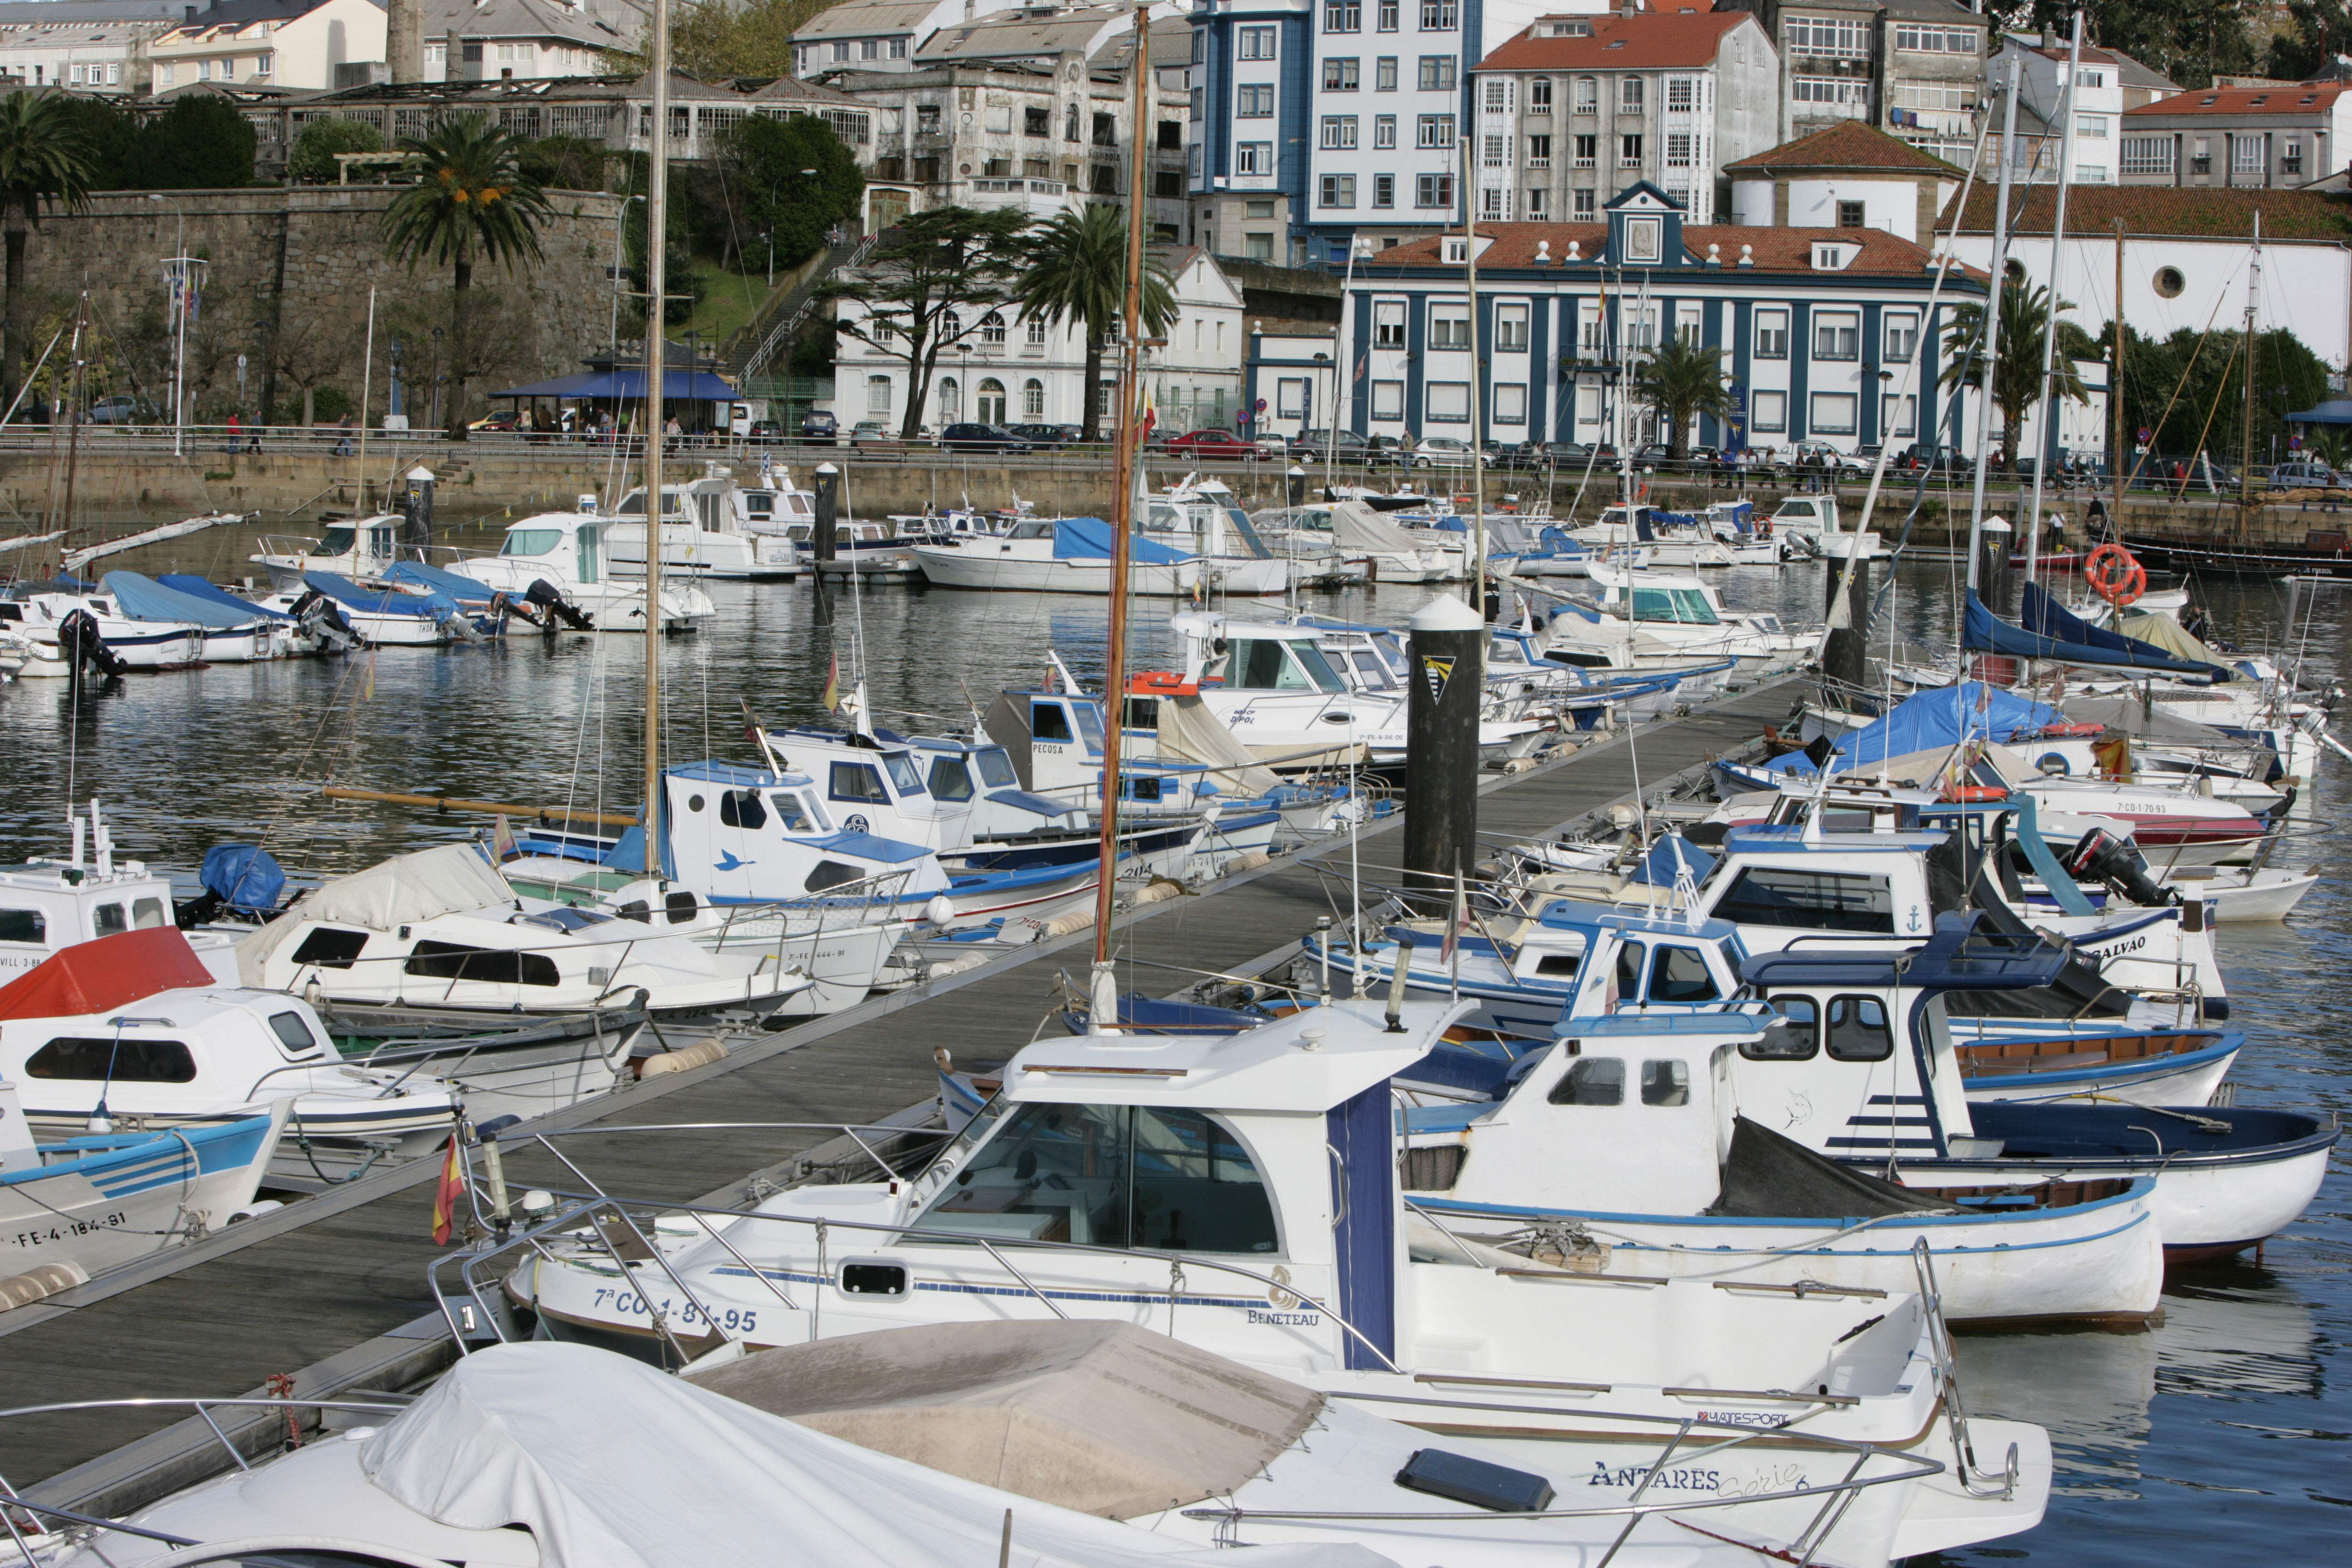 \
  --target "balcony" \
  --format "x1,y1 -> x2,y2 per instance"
962,177 -> 1074,217
1528,154 -> 1551,168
